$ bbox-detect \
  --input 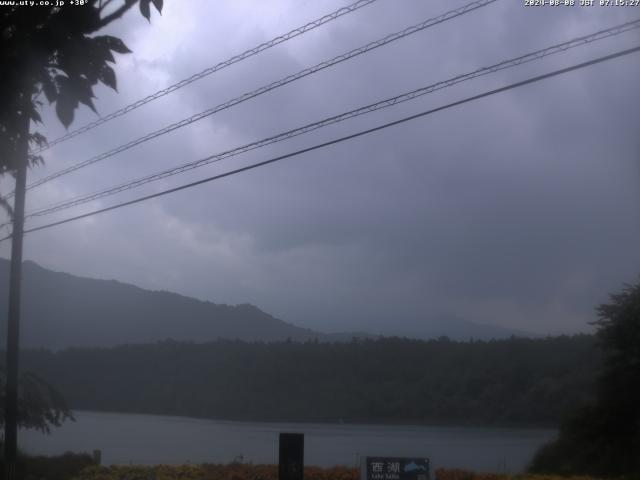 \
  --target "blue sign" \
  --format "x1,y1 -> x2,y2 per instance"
363,457 -> 430,480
